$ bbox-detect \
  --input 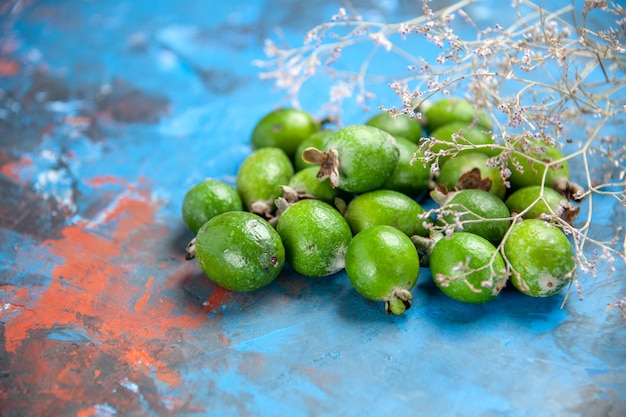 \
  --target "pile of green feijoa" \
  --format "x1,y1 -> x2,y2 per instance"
181,100 -> 582,313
